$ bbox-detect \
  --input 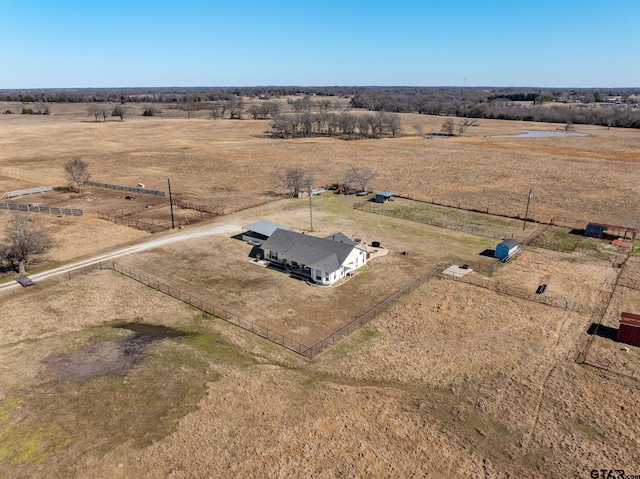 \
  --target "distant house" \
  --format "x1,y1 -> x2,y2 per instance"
375,191 -> 394,203
242,220 -> 292,244
261,229 -> 367,285
495,239 -> 519,260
